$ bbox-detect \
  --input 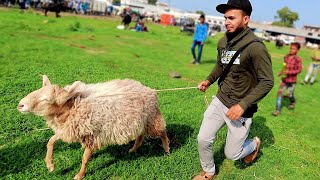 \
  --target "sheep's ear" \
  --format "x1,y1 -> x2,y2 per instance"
56,81 -> 81,105
42,75 -> 51,87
